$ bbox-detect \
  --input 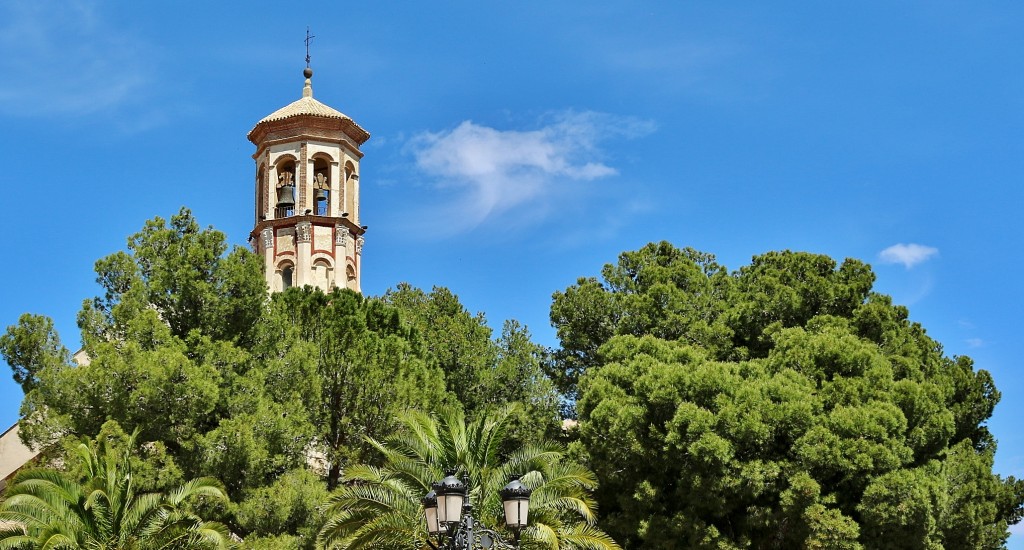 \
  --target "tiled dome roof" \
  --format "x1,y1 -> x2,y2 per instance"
256,95 -> 349,125
248,69 -> 369,144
